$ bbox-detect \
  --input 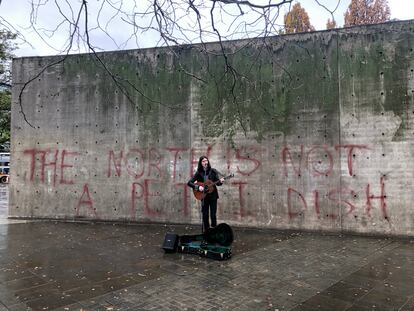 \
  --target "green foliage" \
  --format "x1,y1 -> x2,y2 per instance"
0,90 -> 10,144
0,30 -> 16,146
